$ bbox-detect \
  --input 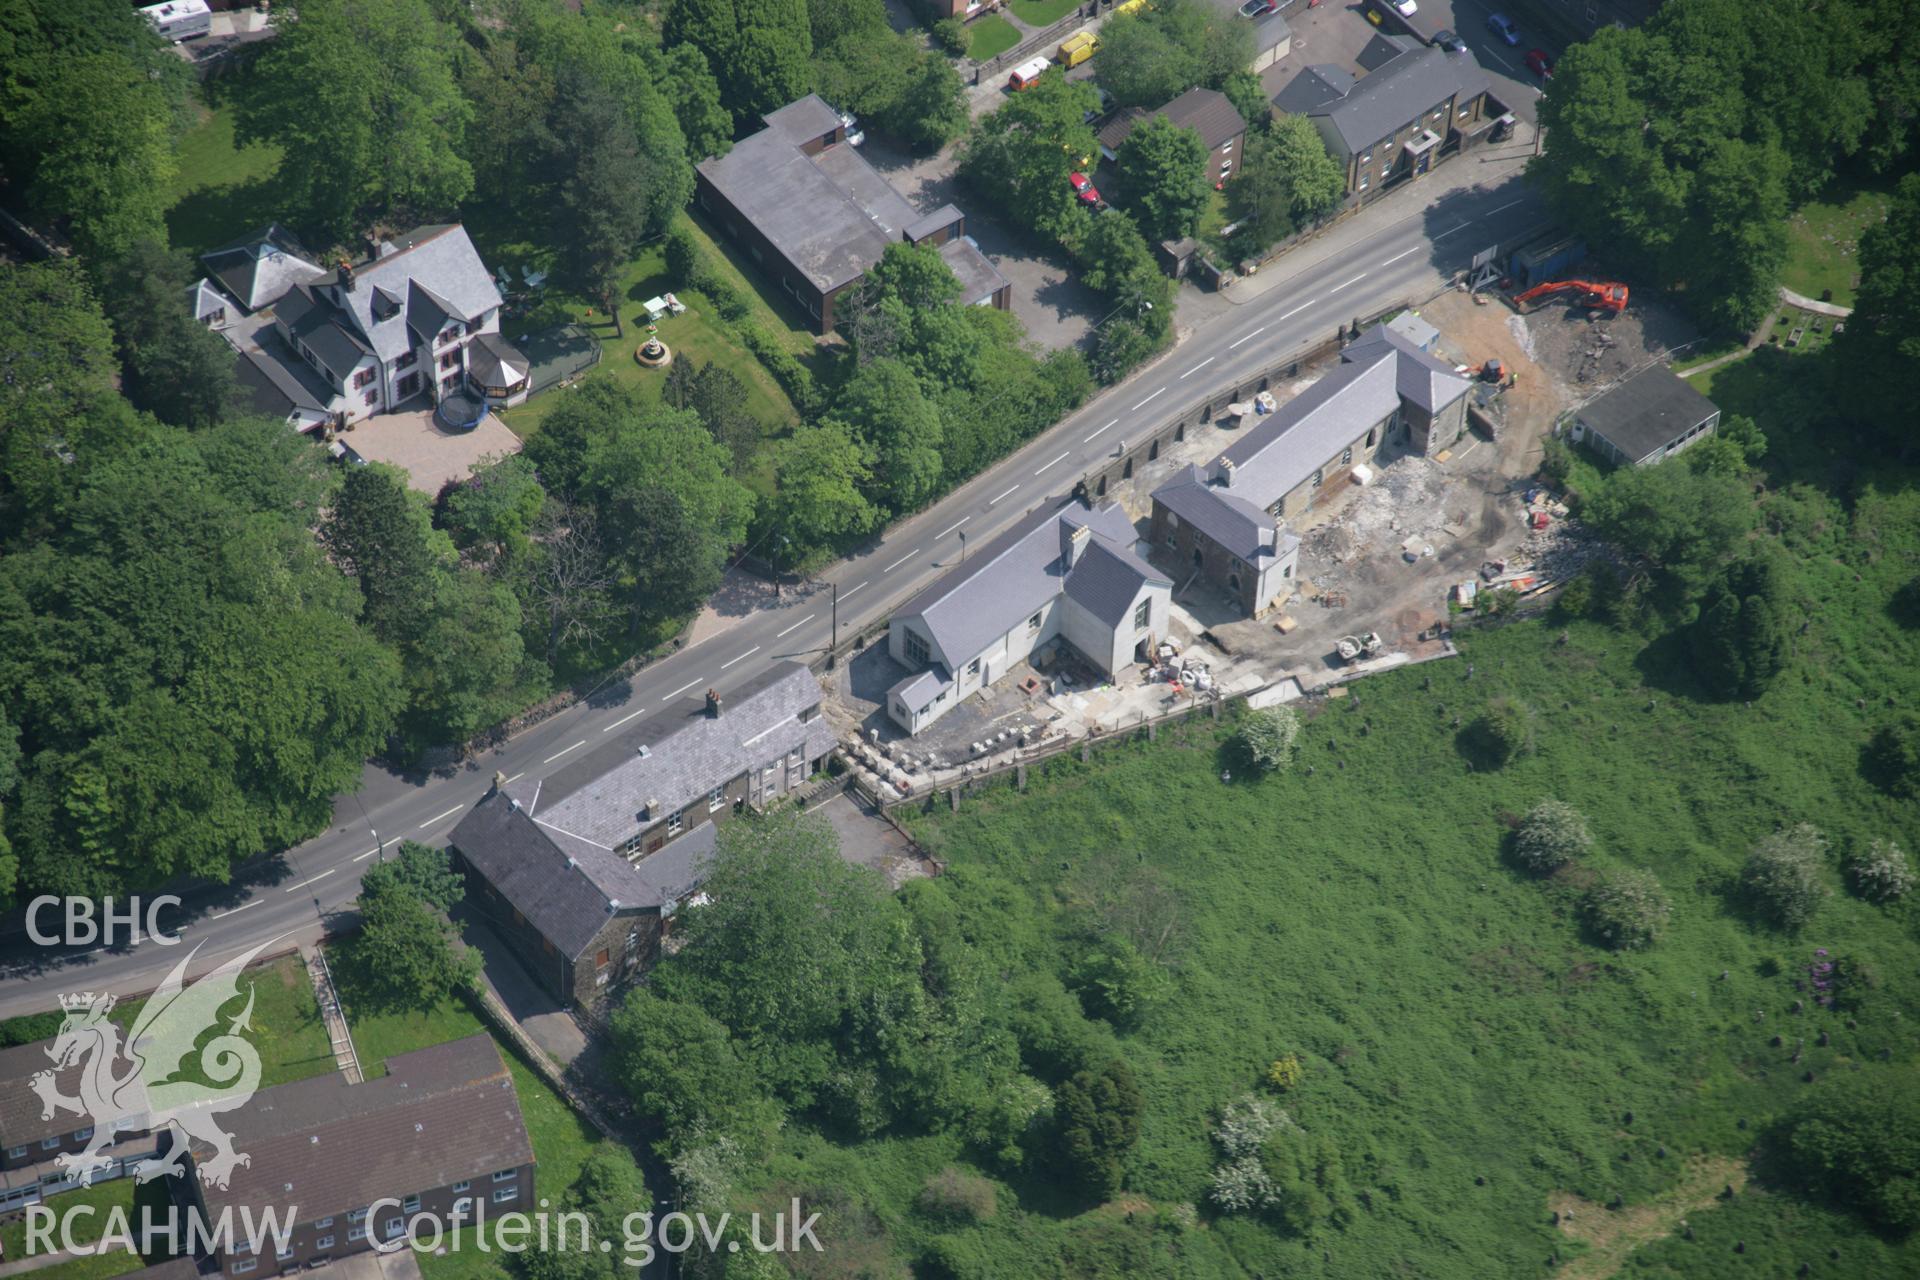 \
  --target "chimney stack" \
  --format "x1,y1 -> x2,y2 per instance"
705,688 -> 723,718
1061,522 -> 1091,568
338,257 -> 356,290
1216,457 -> 1237,488
491,770 -> 508,794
